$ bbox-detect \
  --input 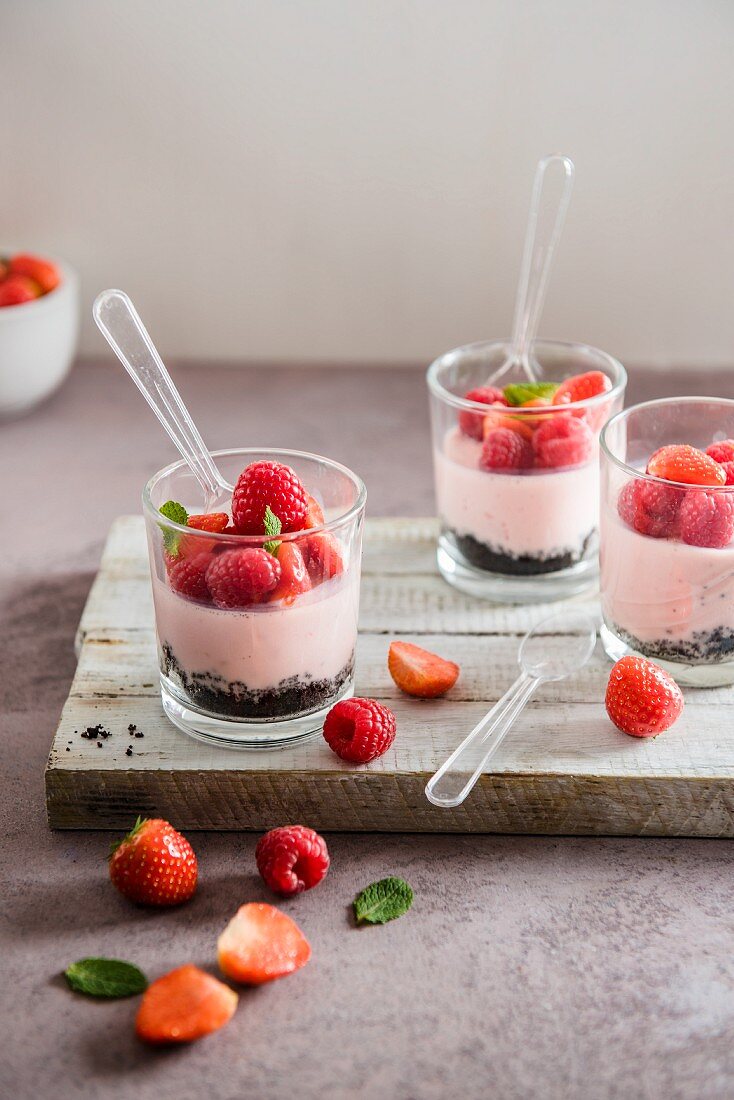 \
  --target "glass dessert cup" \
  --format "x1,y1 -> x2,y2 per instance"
143,448 -> 366,748
600,398 -> 734,687
427,339 -> 626,603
